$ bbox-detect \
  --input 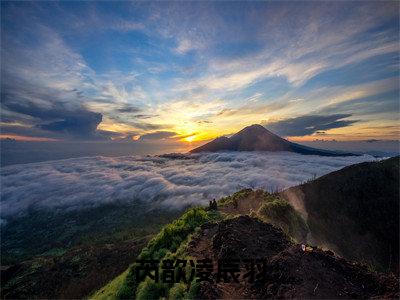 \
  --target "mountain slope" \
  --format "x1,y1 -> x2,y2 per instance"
103,209 -> 397,300
92,157 -> 399,299
190,124 -> 354,156
186,216 -> 398,299
281,156 -> 399,273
